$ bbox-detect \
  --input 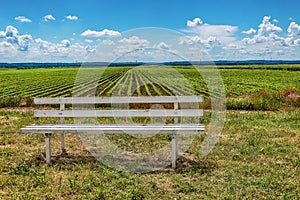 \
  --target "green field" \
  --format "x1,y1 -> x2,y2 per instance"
0,65 -> 299,199
0,65 -> 299,98
1,65 -> 299,110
